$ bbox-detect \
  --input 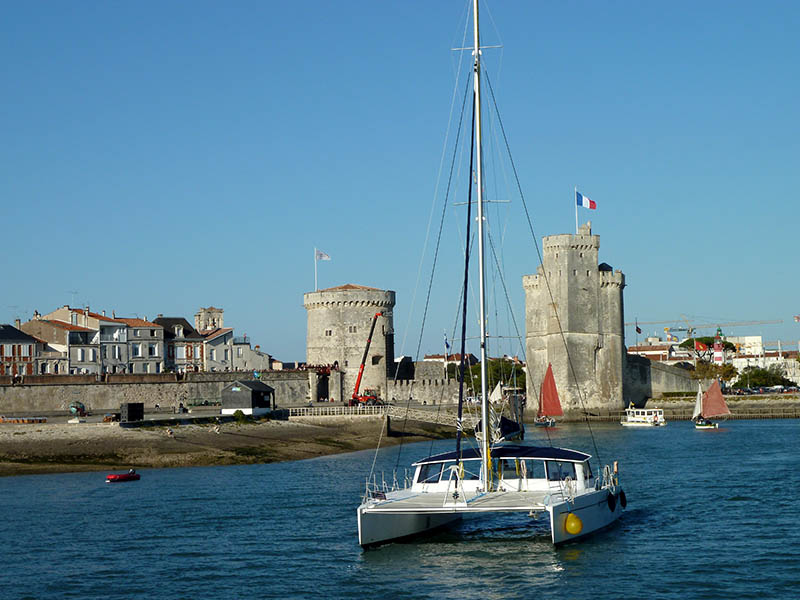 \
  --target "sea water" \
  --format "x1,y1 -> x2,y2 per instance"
1,420 -> 798,599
